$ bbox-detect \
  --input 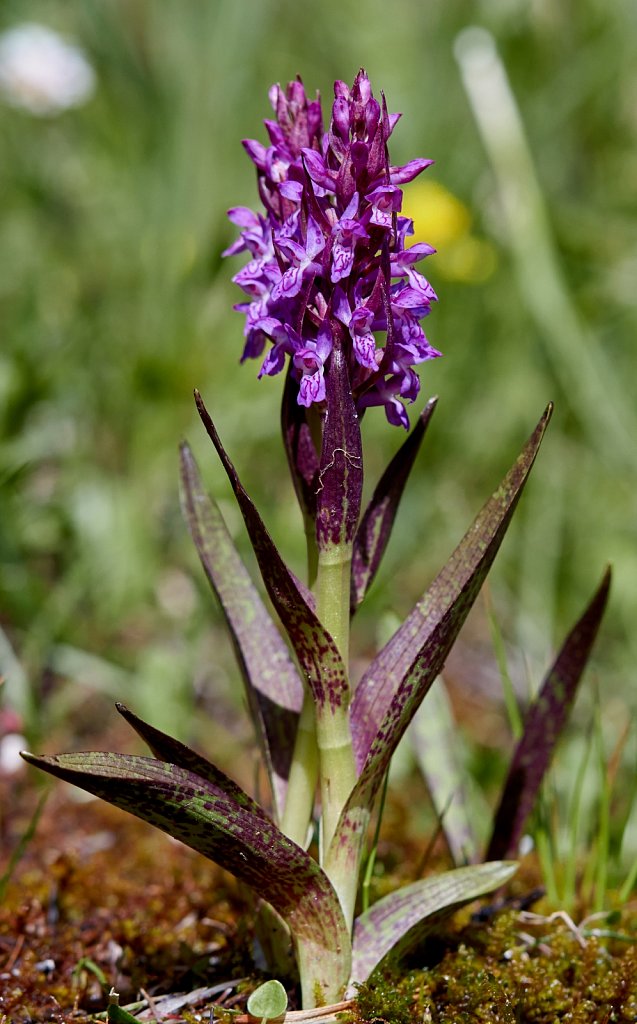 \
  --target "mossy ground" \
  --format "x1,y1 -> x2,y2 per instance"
2,777 -> 636,1023
355,909 -> 637,1024
0,784 -> 252,1022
